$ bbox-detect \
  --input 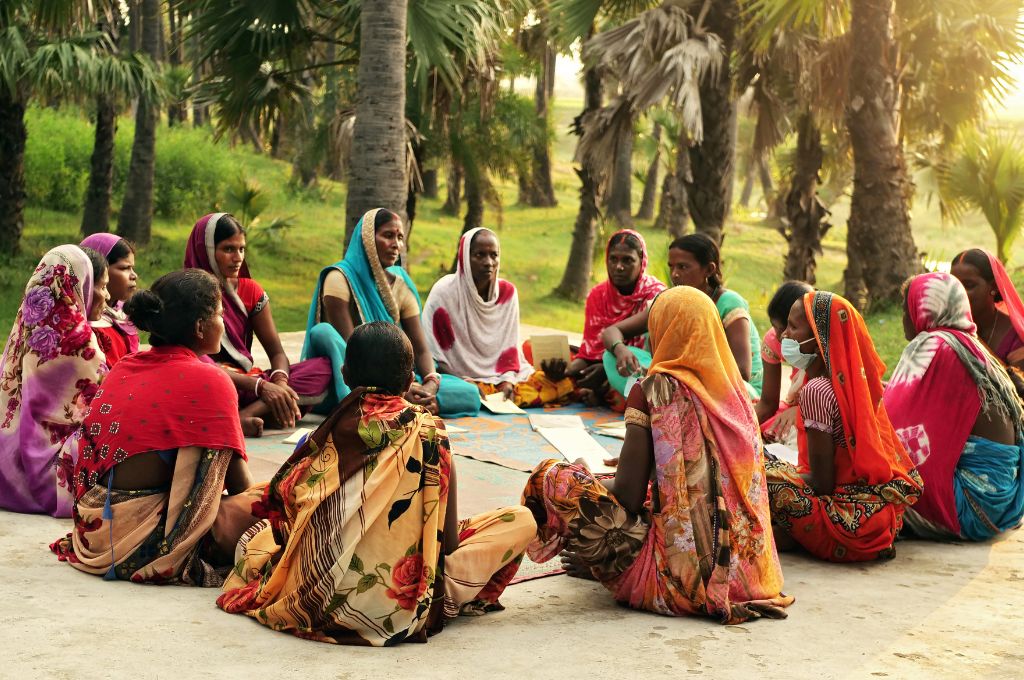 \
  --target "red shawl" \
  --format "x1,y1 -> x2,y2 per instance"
73,345 -> 246,499
577,229 -> 666,361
